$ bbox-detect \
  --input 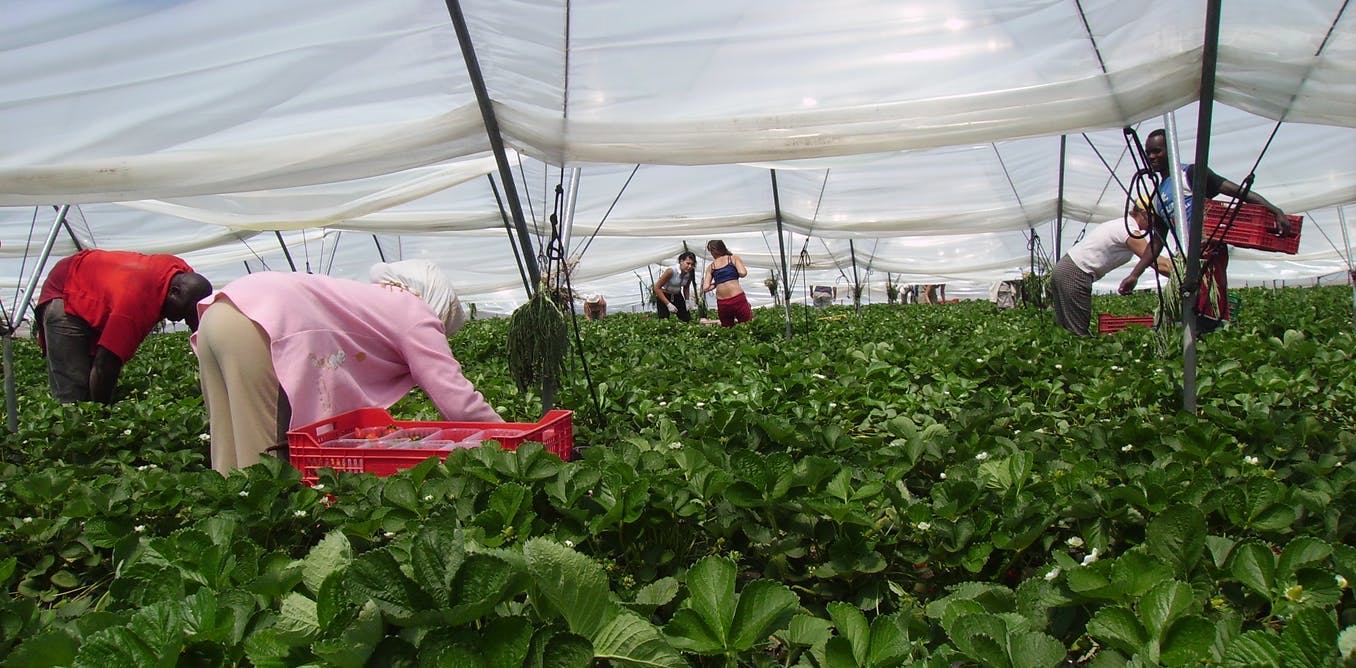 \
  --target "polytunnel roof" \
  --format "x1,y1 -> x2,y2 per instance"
2,0 -> 1354,317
